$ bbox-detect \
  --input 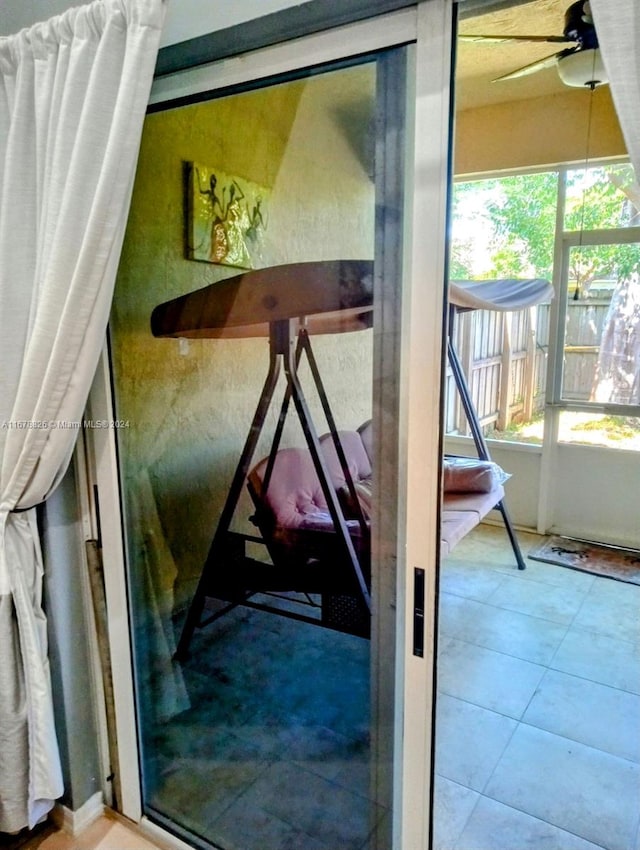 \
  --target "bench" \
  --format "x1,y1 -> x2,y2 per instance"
249,420 -> 507,563
180,421 -> 510,642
